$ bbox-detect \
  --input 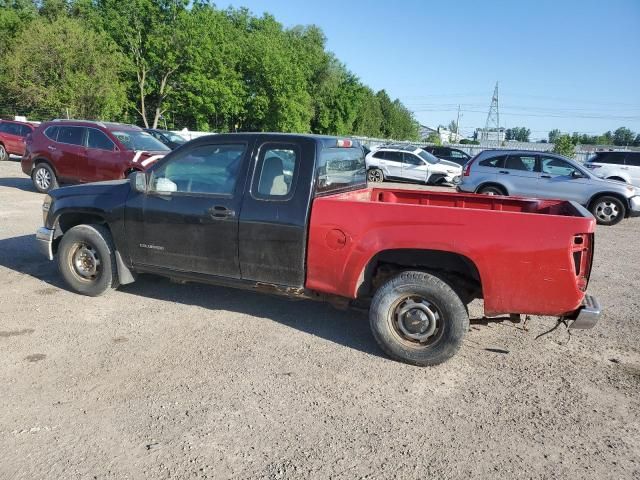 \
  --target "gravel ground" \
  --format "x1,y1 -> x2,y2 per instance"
0,159 -> 638,480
